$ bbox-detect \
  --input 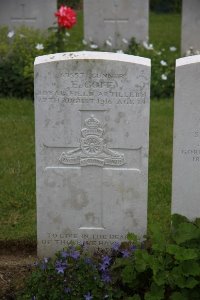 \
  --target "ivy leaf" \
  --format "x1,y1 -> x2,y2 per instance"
166,244 -> 198,260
